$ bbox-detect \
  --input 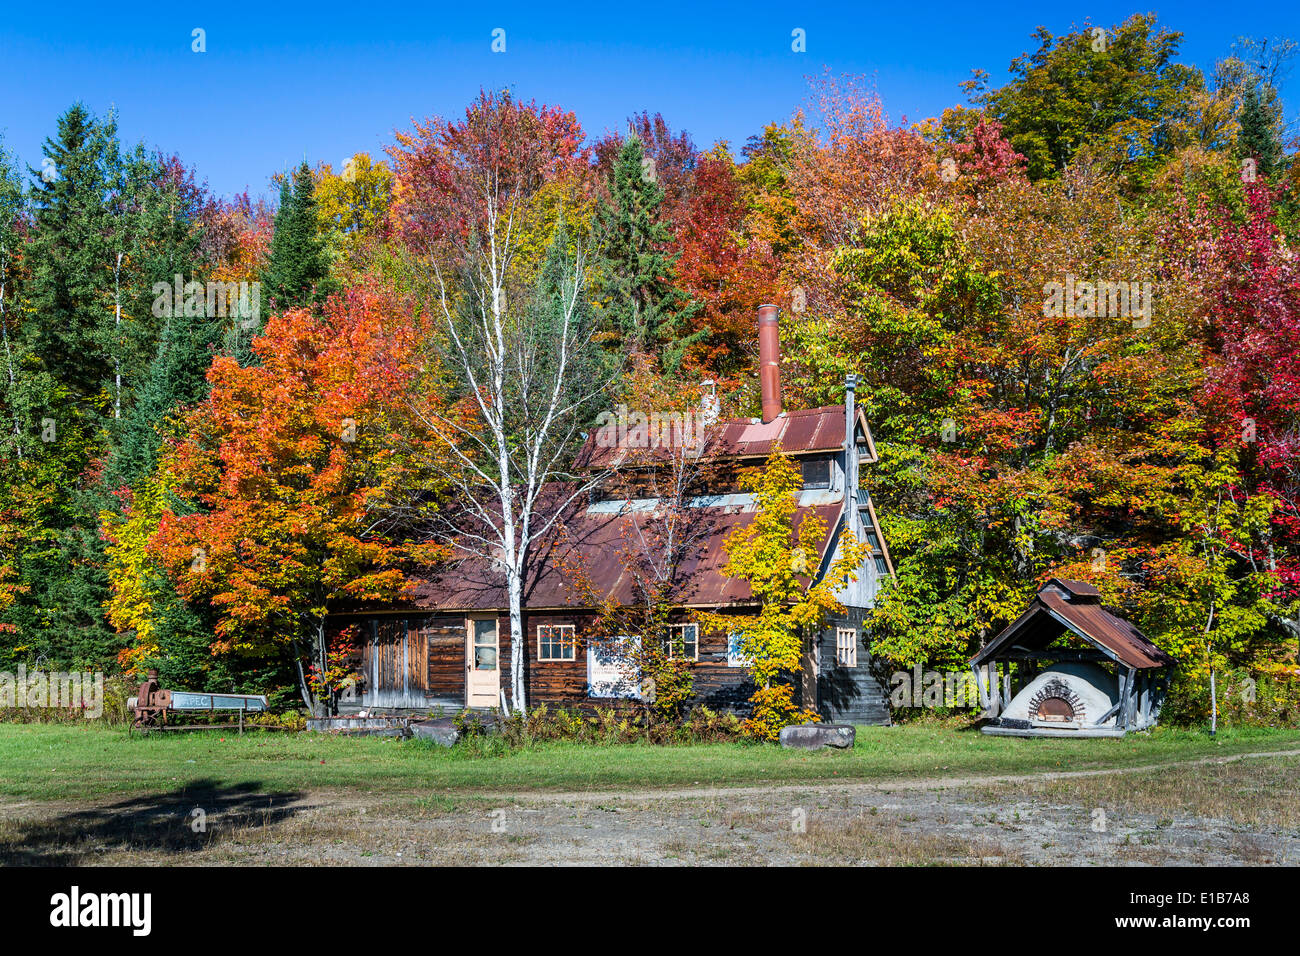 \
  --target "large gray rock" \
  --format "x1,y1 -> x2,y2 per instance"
410,717 -> 460,747
779,723 -> 855,750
